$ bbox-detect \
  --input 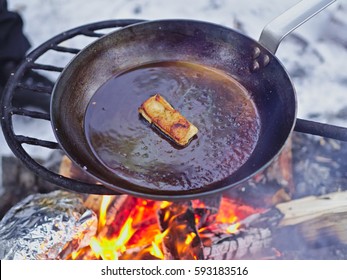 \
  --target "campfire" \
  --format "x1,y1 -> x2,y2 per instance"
63,193 -> 261,260
1,11 -> 347,260
3,133 -> 347,260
